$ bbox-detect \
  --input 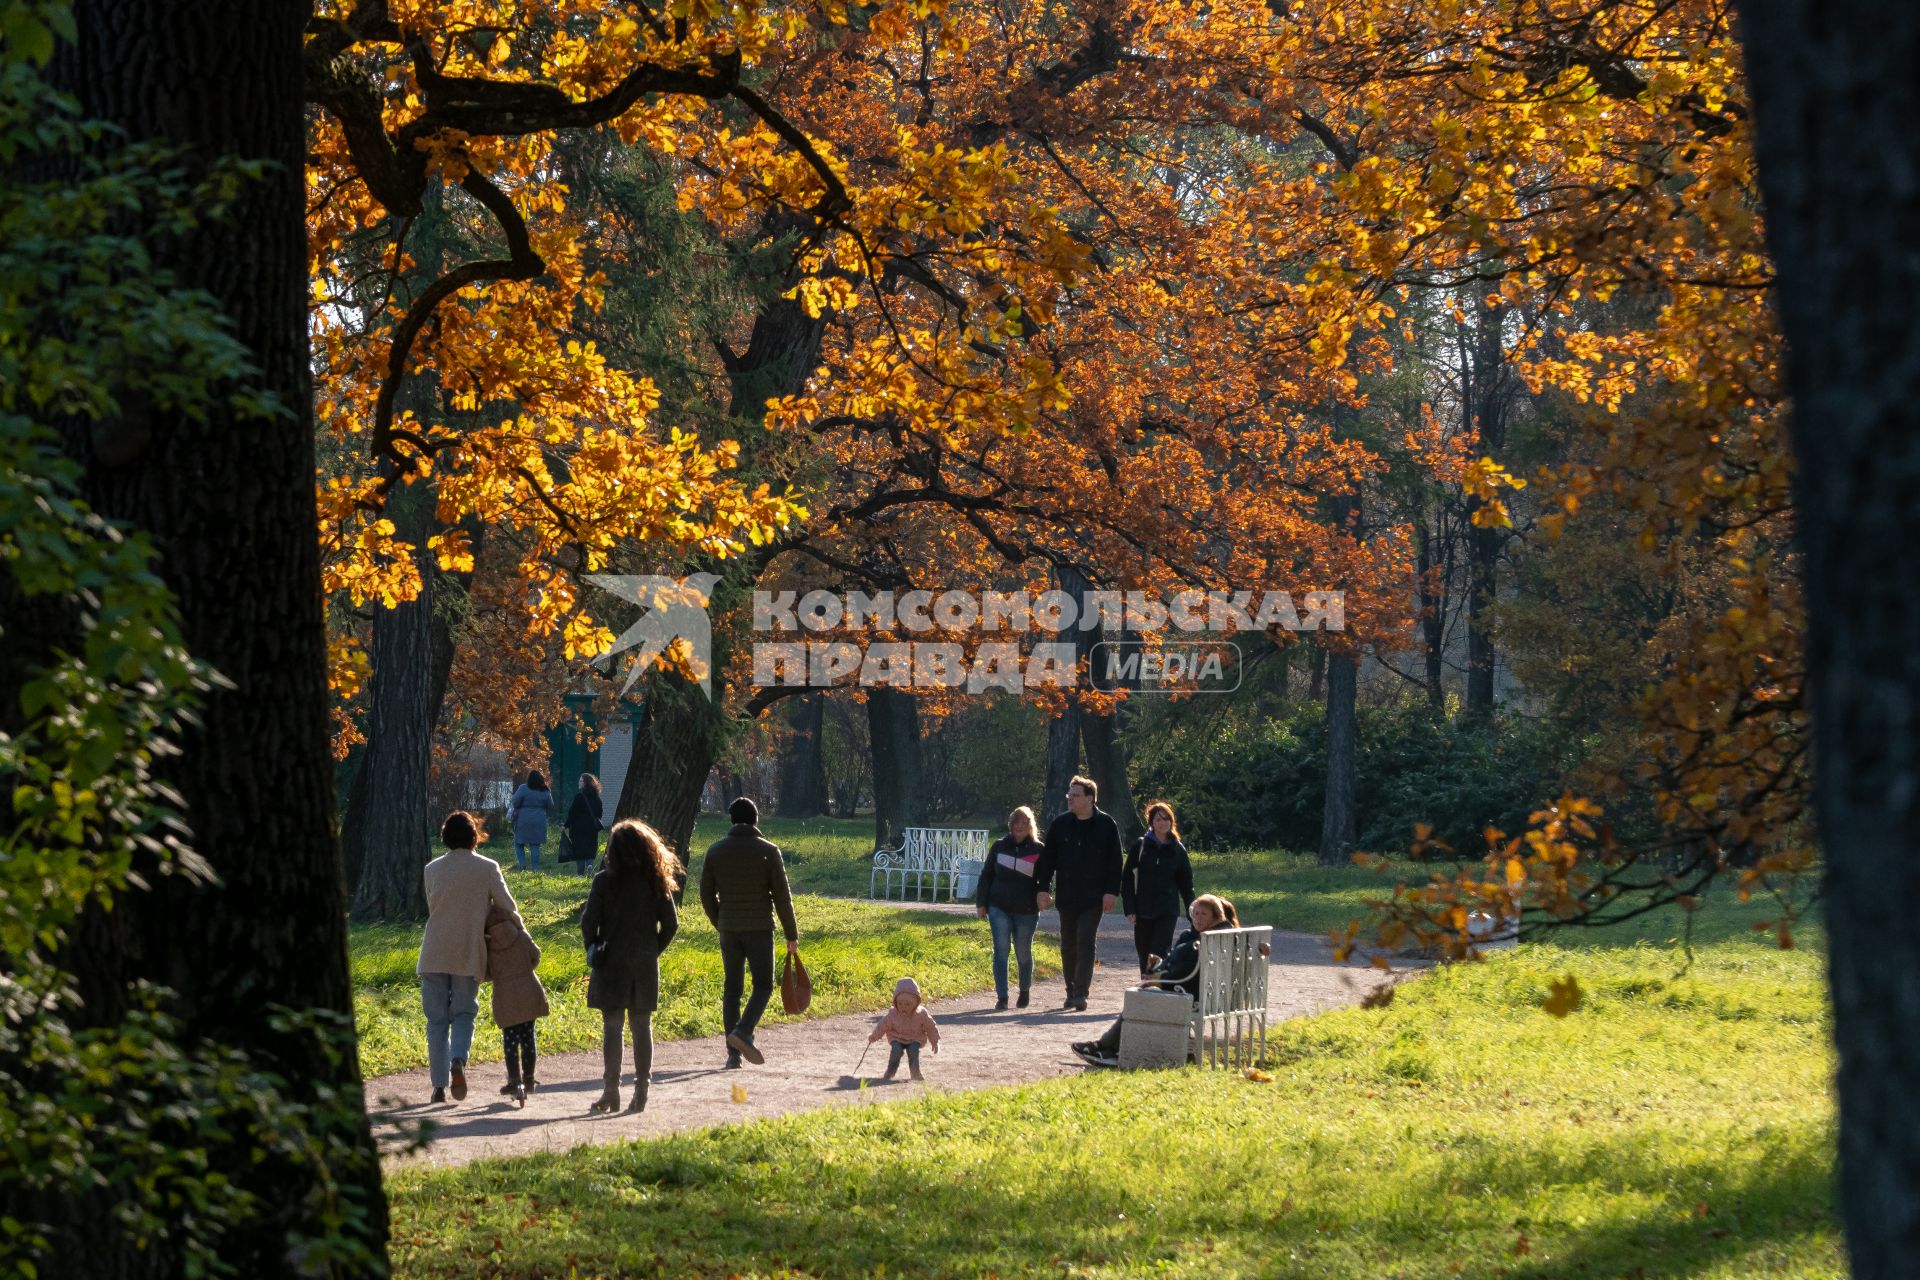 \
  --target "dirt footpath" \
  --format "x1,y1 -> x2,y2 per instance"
365,906 -> 1396,1170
